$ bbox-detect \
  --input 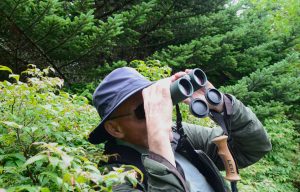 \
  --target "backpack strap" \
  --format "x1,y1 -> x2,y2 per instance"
209,94 -> 233,138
